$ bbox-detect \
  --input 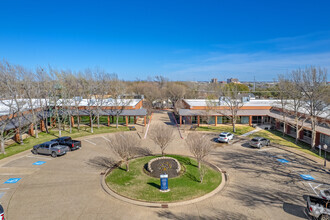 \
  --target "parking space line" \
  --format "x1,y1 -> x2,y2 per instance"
101,136 -> 111,142
83,139 -> 96,145
0,192 -> 5,199
308,183 -> 321,196
0,188 -> 10,190
258,147 -> 275,152
26,155 -> 52,160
